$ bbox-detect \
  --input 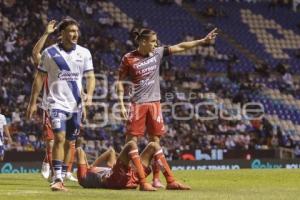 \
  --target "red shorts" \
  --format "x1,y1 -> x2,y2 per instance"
126,101 -> 165,137
43,111 -> 54,141
104,159 -> 138,189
